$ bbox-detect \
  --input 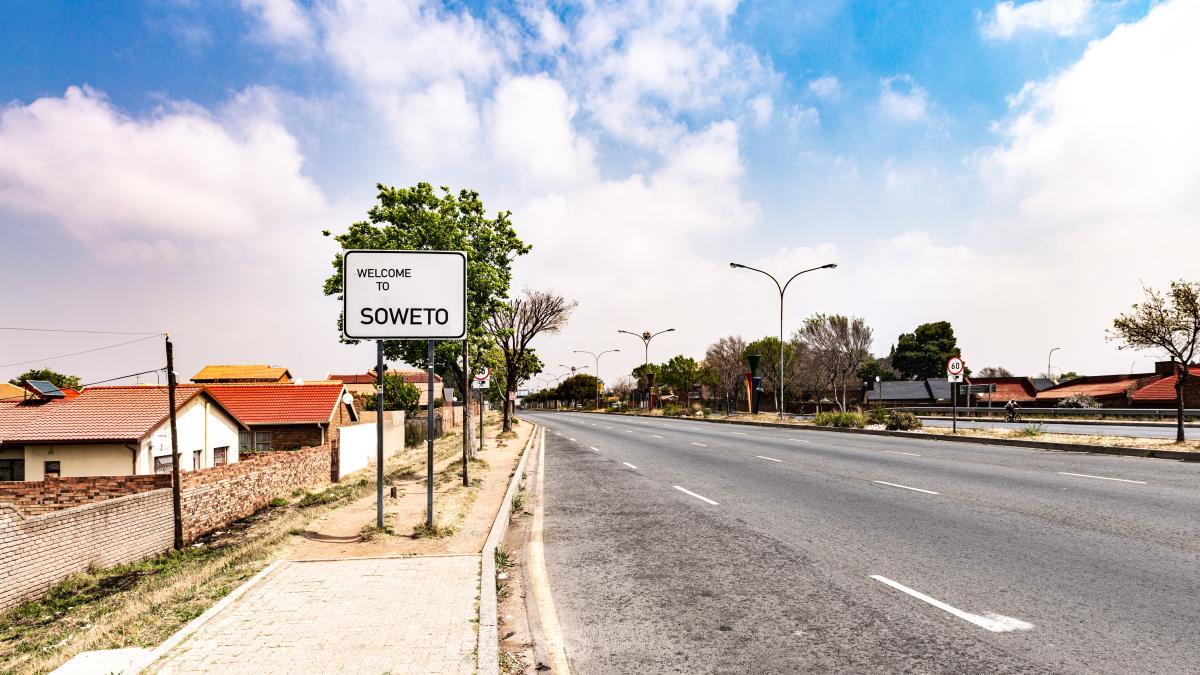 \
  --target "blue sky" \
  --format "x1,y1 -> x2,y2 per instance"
0,0 -> 1193,386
